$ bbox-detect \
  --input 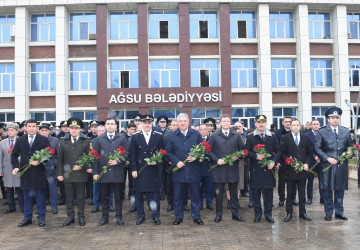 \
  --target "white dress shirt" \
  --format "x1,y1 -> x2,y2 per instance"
142,129 -> 152,144
28,134 -> 36,144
